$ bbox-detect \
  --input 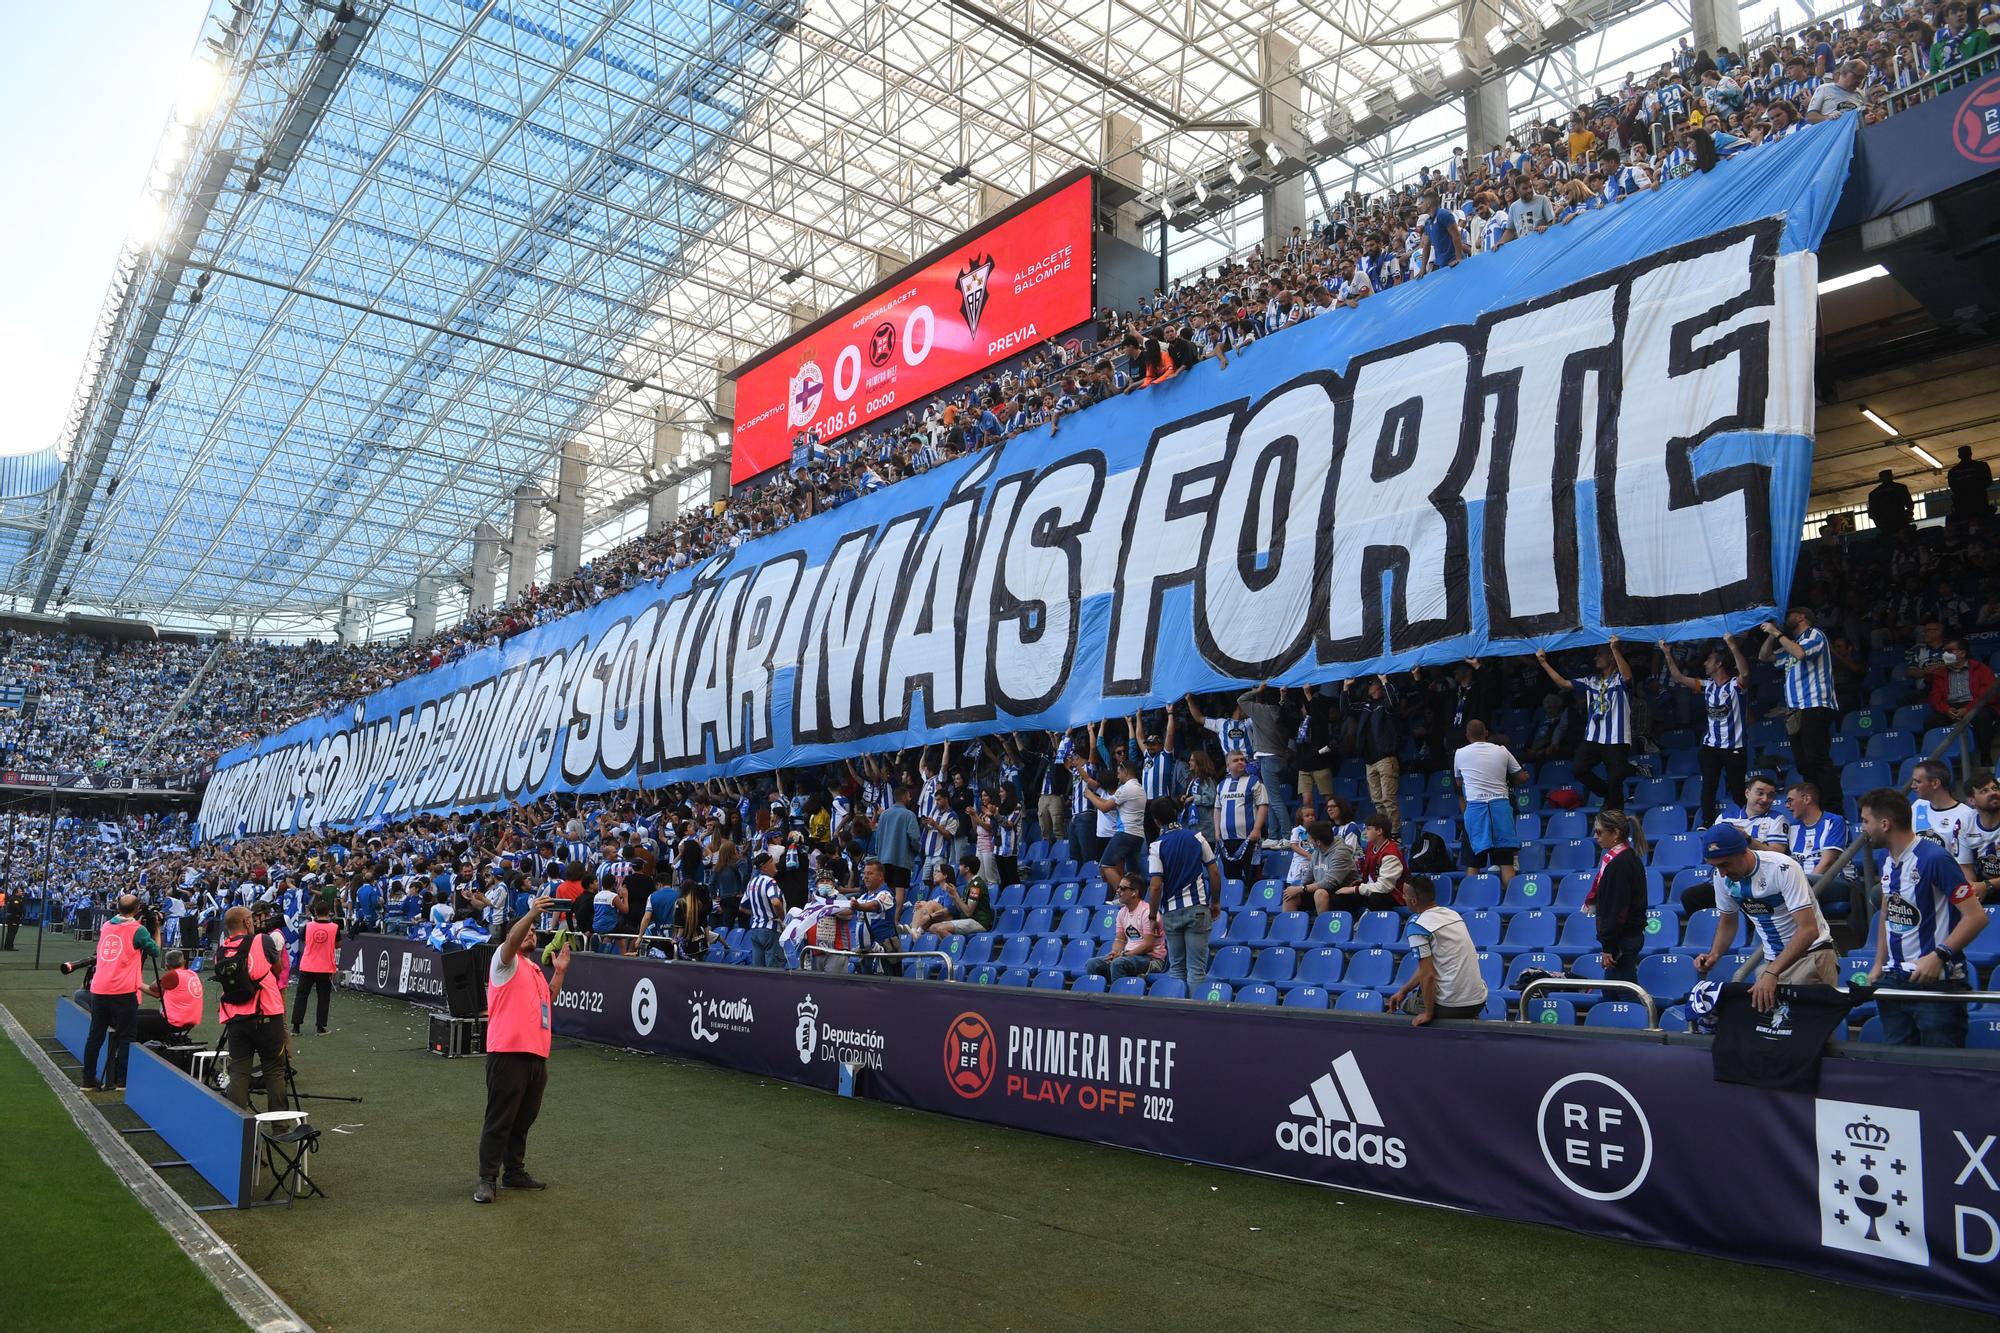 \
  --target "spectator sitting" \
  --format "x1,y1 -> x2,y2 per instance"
1086,879 -> 1165,984
1306,821 -> 1359,915
1384,875 -> 1488,1025
1326,813 -> 1405,918
908,856 -> 993,940
1925,637 -> 1997,762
